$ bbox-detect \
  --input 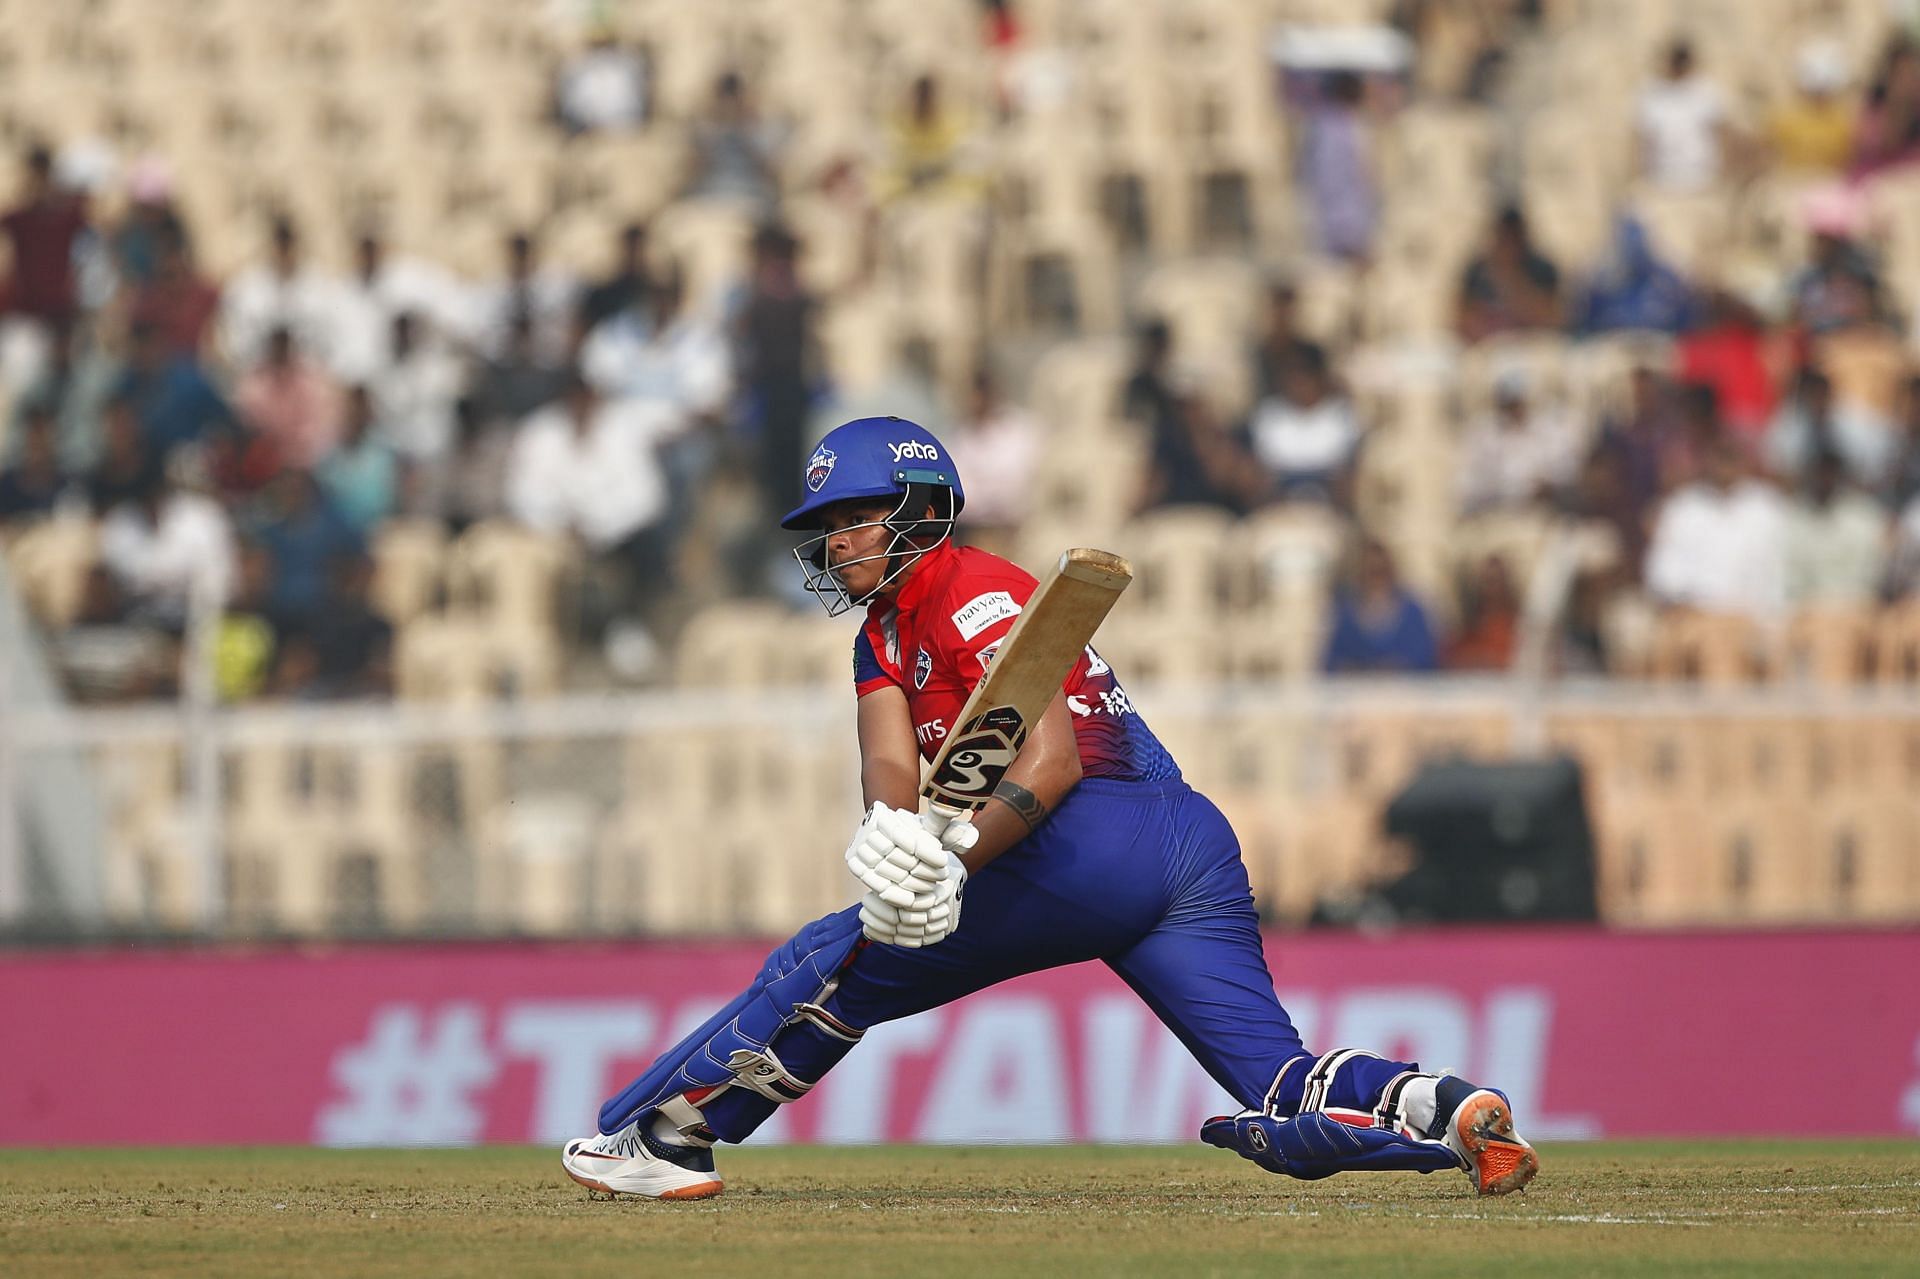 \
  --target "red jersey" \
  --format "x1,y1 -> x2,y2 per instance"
852,542 -> 1179,782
